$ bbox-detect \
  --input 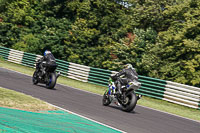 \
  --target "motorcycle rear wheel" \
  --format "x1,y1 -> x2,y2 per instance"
121,92 -> 137,112
46,73 -> 56,89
